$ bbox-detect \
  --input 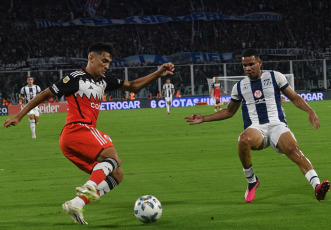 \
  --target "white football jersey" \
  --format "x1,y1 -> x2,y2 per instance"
231,70 -> 289,129
20,85 -> 41,102
163,83 -> 174,98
